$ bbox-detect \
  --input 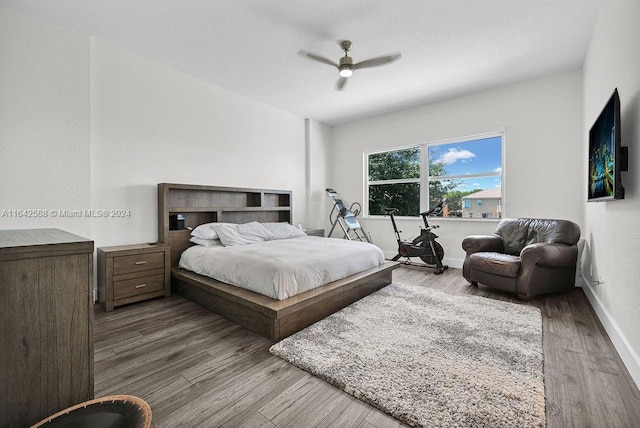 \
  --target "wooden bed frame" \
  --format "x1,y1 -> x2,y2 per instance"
158,183 -> 398,341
